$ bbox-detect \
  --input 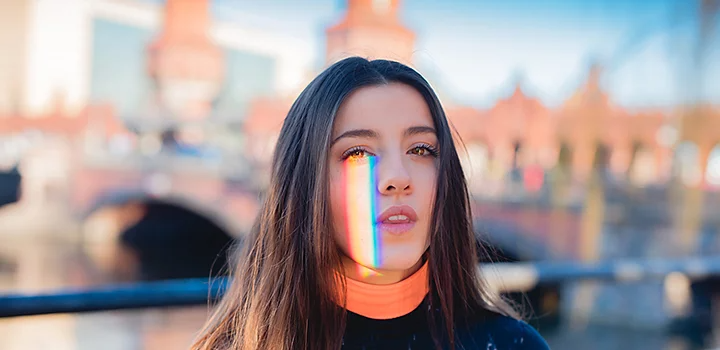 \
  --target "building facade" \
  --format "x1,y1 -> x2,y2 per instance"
243,0 -> 720,194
